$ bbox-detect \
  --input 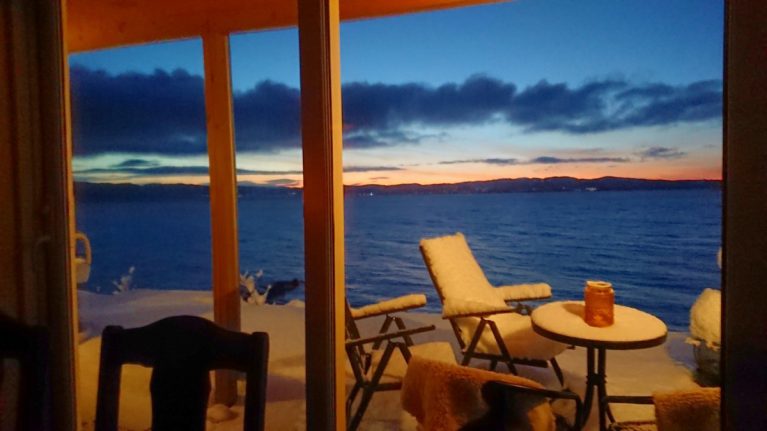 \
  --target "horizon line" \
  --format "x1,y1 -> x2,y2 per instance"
75,175 -> 724,188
